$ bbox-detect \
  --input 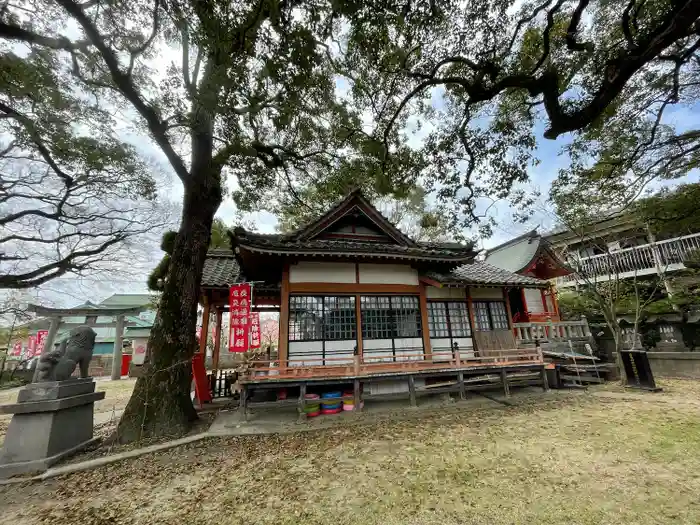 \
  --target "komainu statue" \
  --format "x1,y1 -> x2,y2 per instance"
34,326 -> 97,382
